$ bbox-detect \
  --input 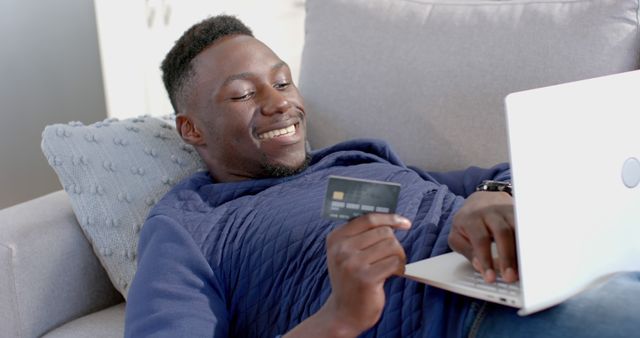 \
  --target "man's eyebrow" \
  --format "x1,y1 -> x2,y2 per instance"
220,61 -> 289,87
271,61 -> 287,71
221,72 -> 253,87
